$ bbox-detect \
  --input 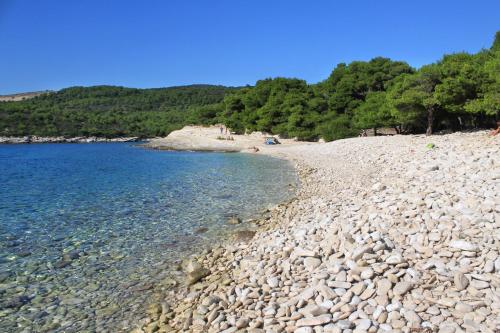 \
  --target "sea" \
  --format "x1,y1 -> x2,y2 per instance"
0,143 -> 297,332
